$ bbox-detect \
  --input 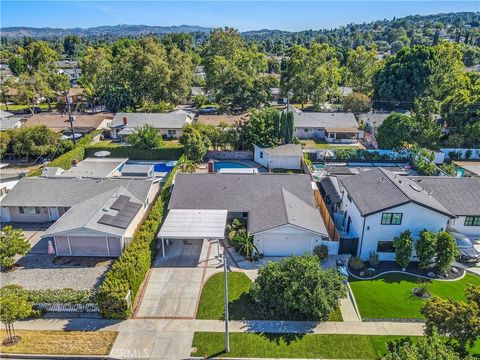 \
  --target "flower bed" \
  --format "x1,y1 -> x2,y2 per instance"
348,261 -> 464,281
